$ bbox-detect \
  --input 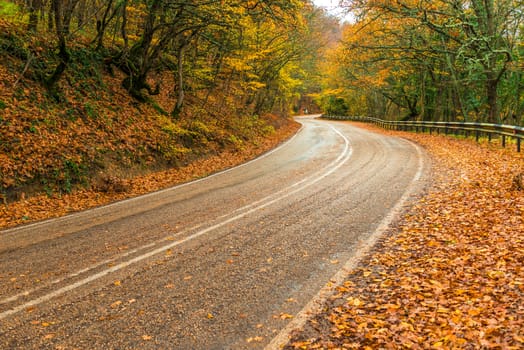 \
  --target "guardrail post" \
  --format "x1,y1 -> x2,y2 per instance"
518,138 -> 521,152
502,135 -> 506,148
476,130 -> 480,142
